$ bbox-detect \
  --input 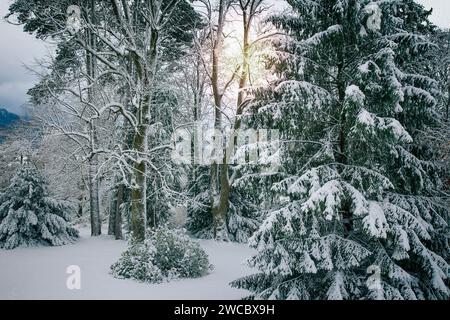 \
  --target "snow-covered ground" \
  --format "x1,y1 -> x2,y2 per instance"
0,228 -> 255,299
